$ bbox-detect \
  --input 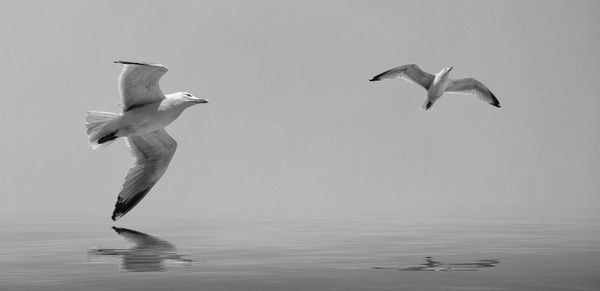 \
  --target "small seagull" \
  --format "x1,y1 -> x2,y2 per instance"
85,61 -> 209,221
369,64 -> 501,111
